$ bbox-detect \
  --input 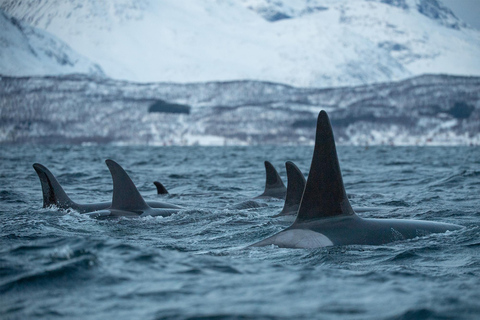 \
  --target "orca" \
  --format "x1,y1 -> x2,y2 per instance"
89,159 -> 182,218
33,163 -> 181,214
254,161 -> 287,199
274,161 -> 305,217
251,111 -> 461,248
154,181 -> 169,195
273,161 -> 385,218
